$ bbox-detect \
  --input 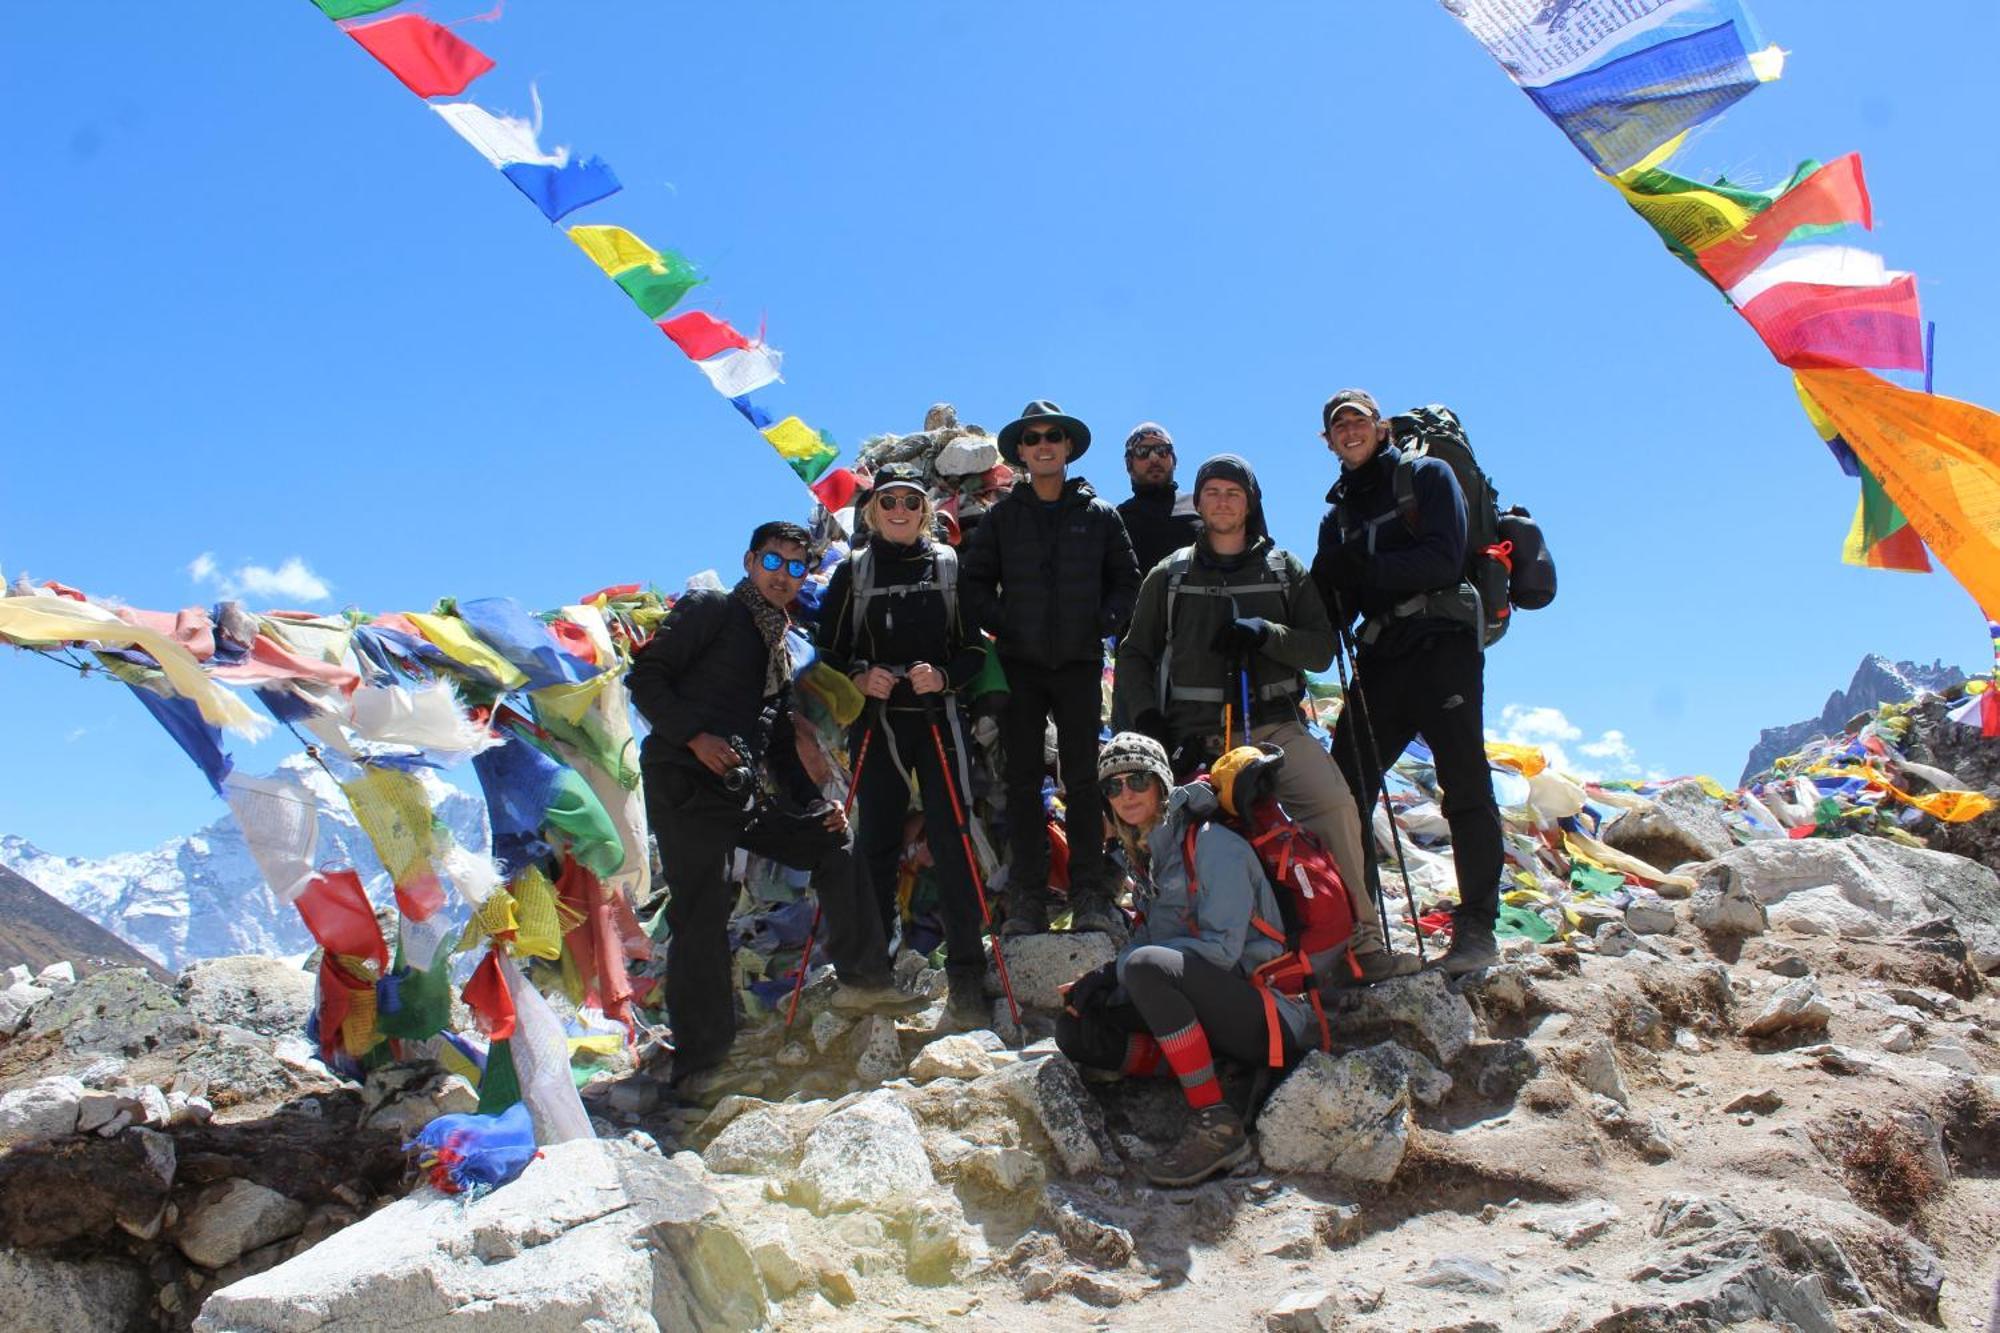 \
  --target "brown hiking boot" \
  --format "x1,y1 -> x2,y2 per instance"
1143,1103 -> 1253,1187
1330,948 -> 1422,988
1430,924 -> 1500,977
